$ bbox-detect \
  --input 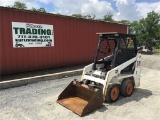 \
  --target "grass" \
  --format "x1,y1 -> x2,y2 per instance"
154,49 -> 160,54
